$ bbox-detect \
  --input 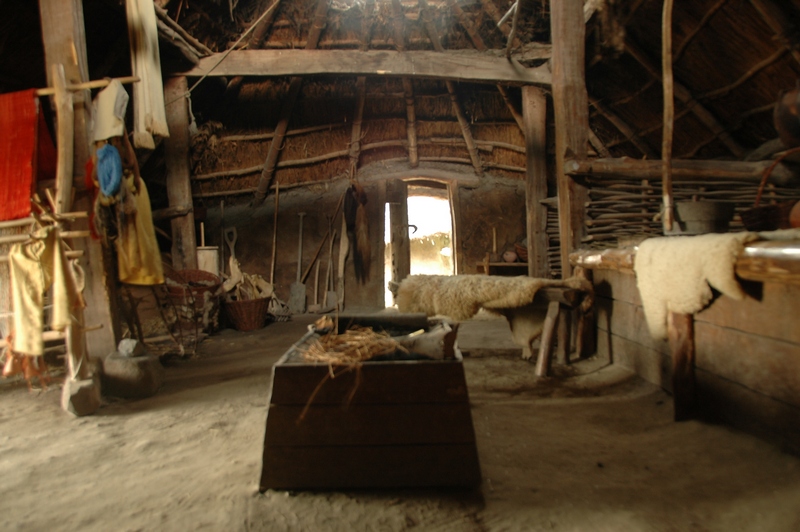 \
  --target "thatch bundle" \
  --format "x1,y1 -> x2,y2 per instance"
302,326 -> 405,366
